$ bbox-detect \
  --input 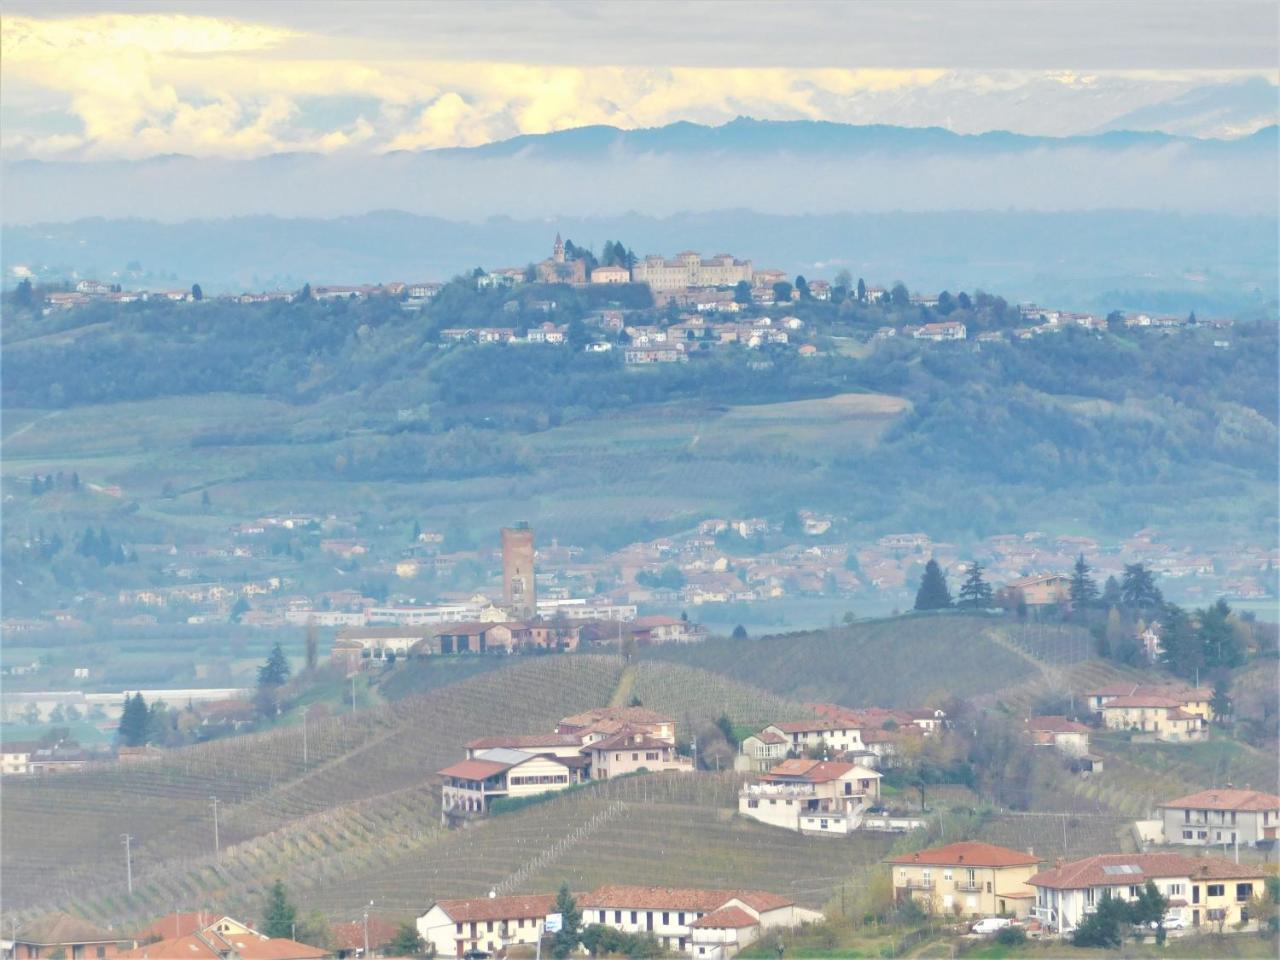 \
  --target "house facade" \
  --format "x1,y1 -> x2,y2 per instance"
1030,853 -> 1265,935
1099,695 -> 1206,741
1158,788 -> 1280,847
417,894 -> 555,959
1026,717 -> 1090,757
739,759 -> 881,835
887,842 -> 1041,918
438,749 -> 584,818
582,728 -> 693,778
